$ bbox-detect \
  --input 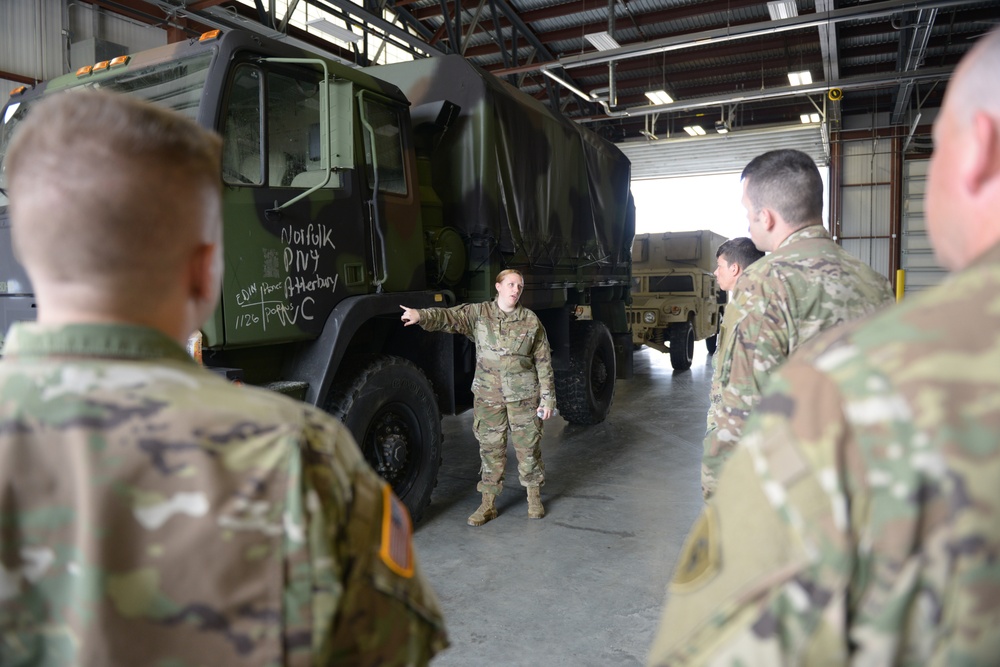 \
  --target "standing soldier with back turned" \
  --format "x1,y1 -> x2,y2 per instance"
650,27 -> 1000,664
0,90 -> 446,666
701,150 -> 893,499
401,269 -> 555,526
